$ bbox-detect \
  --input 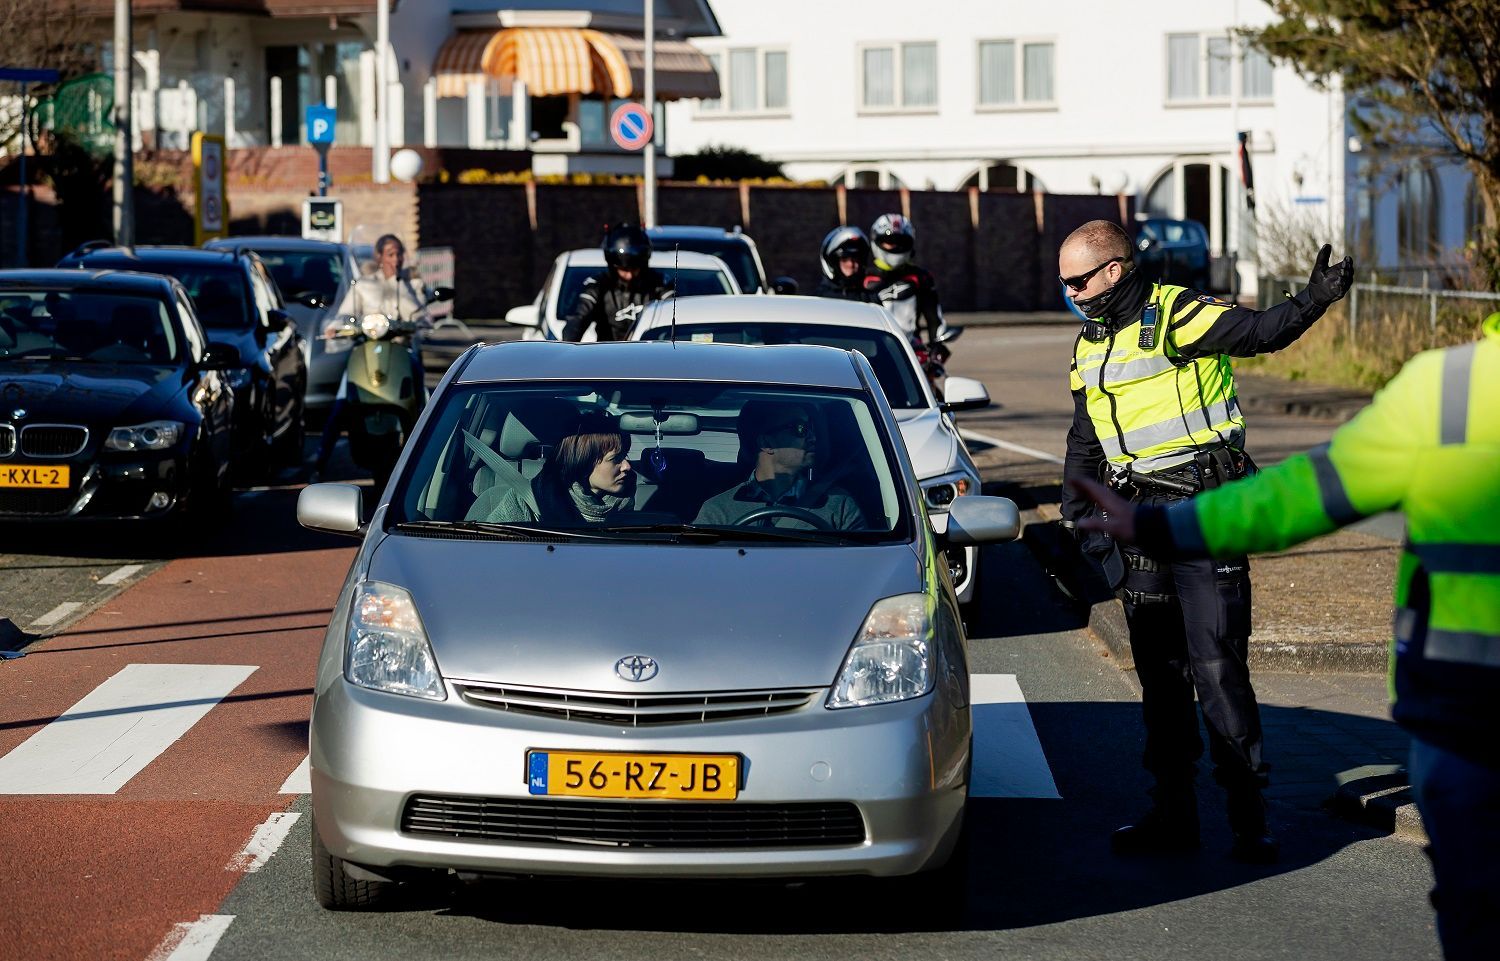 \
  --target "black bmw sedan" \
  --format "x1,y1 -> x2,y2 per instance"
0,269 -> 237,525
